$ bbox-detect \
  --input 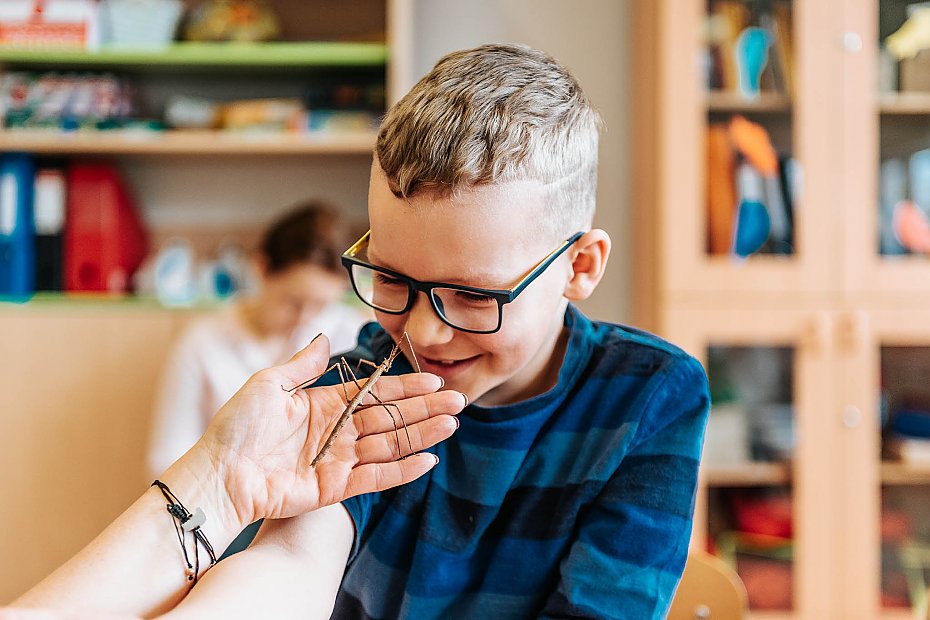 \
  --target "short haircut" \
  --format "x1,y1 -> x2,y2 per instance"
260,201 -> 350,275
376,43 -> 601,239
